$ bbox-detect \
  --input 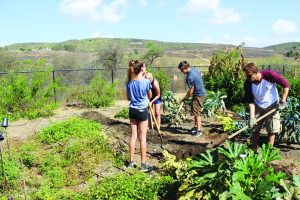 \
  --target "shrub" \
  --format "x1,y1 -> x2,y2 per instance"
203,48 -> 246,108
150,68 -> 171,96
86,172 -> 175,200
79,73 -> 116,108
0,60 -> 59,120
114,107 -> 129,119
